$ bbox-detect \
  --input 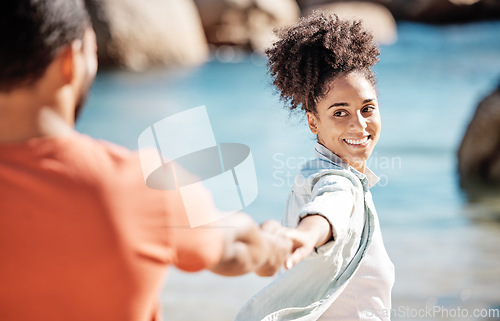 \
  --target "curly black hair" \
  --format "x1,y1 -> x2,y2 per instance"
266,11 -> 380,114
